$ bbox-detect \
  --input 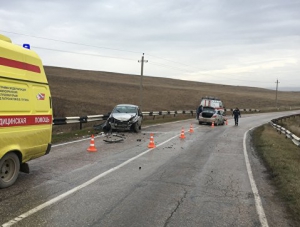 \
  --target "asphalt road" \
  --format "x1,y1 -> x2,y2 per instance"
1,110 -> 300,227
